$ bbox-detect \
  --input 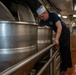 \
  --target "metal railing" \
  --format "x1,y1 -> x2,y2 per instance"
0,43 -> 55,75
36,49 -> 59,75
